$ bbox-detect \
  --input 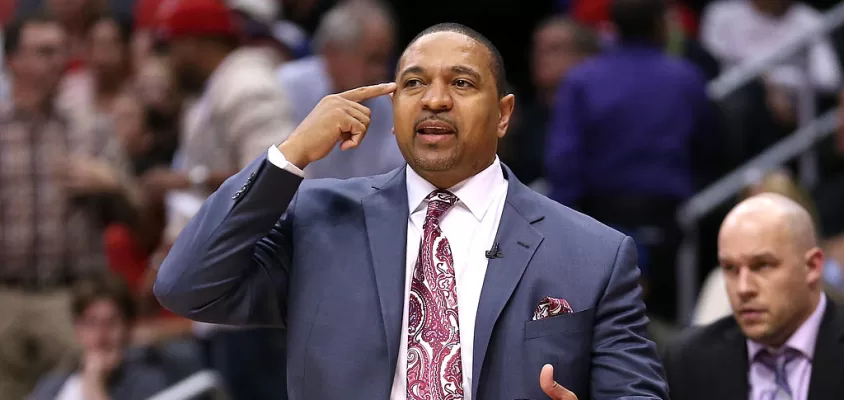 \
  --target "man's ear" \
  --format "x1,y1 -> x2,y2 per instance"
497,94 -> 516,139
